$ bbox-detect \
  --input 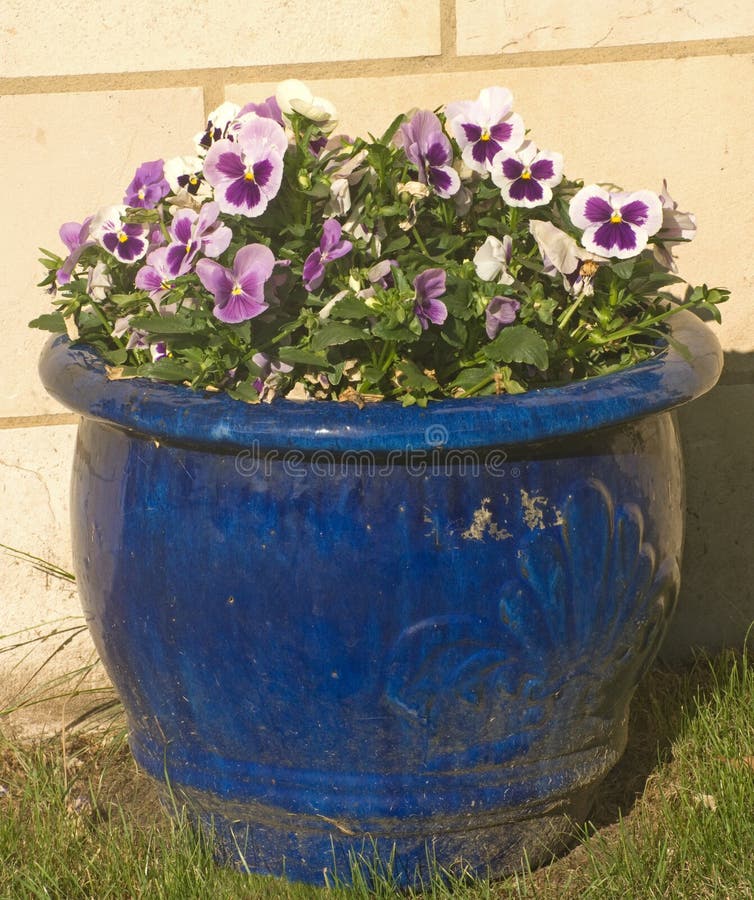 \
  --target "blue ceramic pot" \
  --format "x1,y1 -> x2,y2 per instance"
39,311 -> 721,884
